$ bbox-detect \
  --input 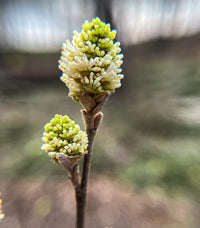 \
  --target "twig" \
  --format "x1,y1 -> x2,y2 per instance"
59,94 -> 106,228
75,110 -> 101,228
